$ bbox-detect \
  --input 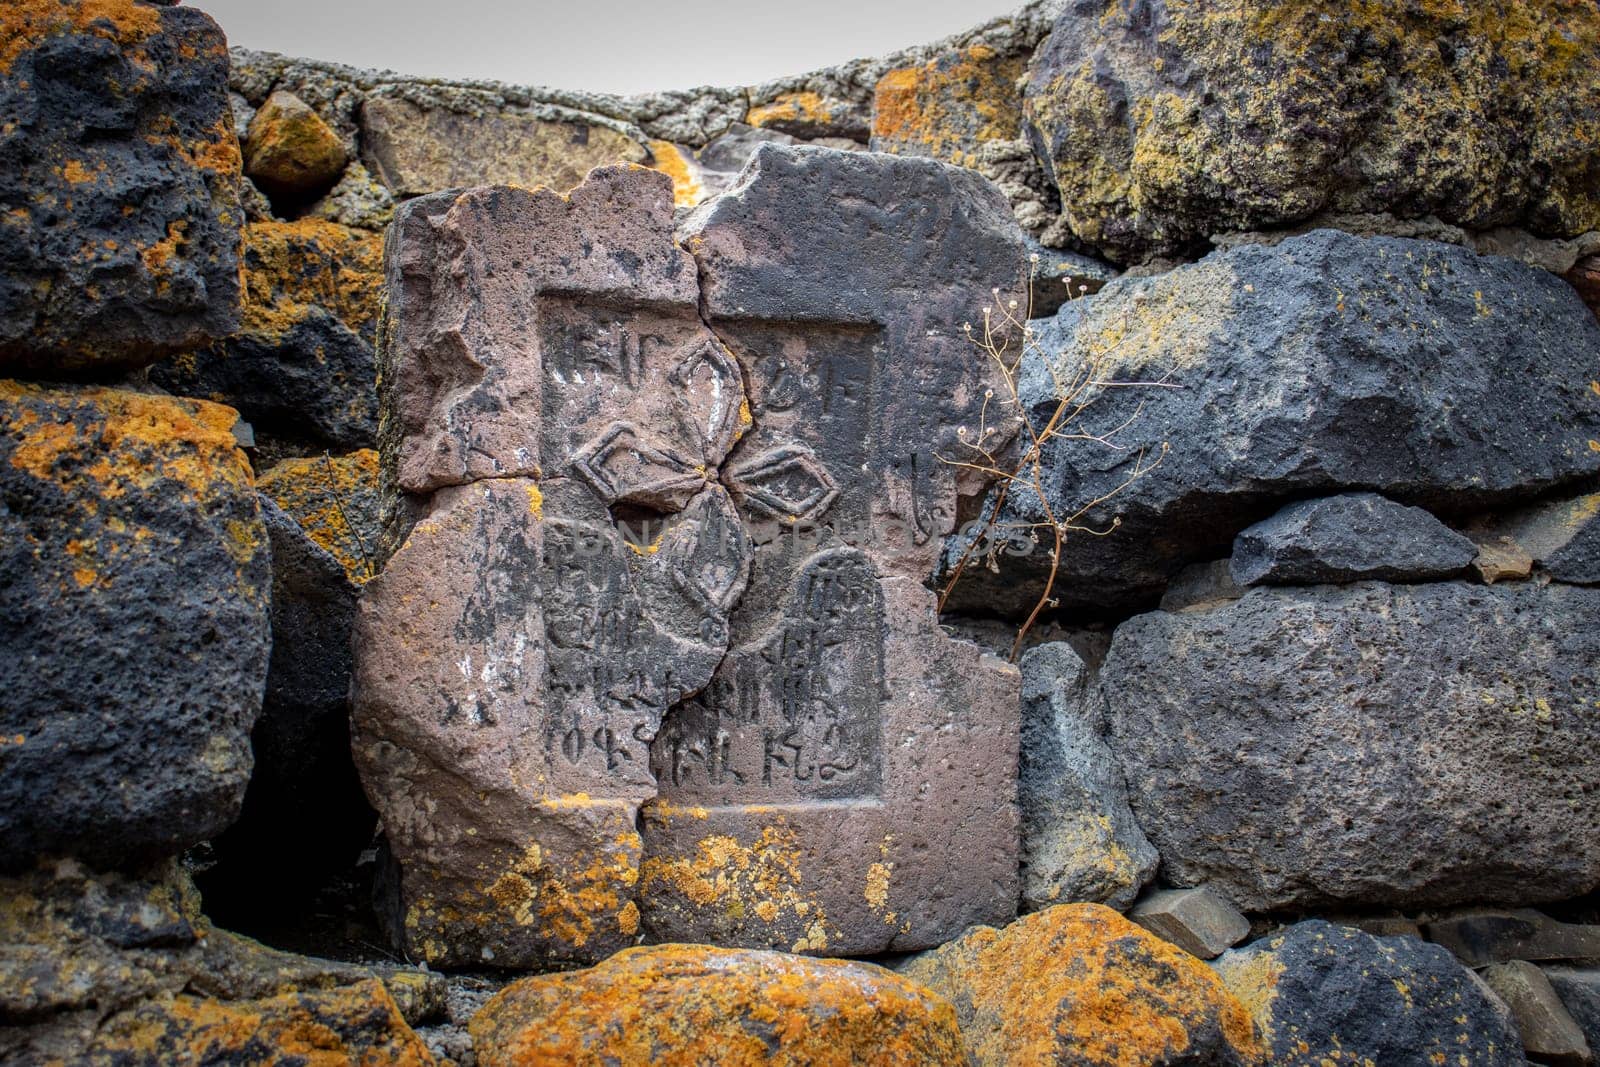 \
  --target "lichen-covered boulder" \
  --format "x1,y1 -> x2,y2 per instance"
151,219 -> 382,450
1230,492 -> 1478,586
1018,642 -> 1157,911
1214,921 -> 1525,1067
243,89 -> 348,198
1024,0 -> 1600,261
1102,581 -> 1600,912
0,0 -> 241,373
902,903 -> 1265,1066
0,382 -> 270,870
256,448 -> 381,583
470,945 -> 963,1067
84,980 -> 436,1066
871,44 -> 1025,168
942,230 -> 1600,614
